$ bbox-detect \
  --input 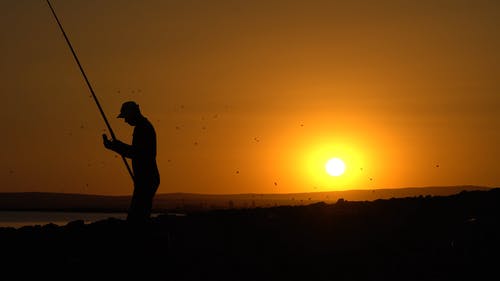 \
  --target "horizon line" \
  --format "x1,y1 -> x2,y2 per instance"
0,185 -> 494,197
